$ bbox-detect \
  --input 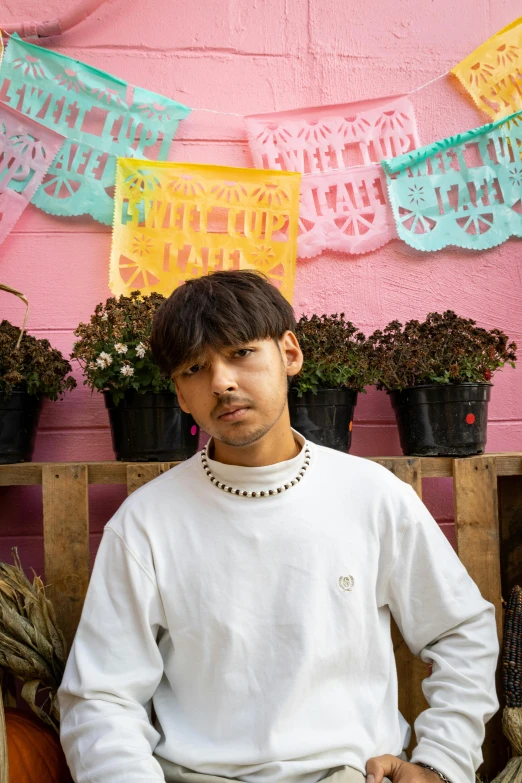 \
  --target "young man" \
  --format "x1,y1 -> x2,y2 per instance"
58,271 -> 499,783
